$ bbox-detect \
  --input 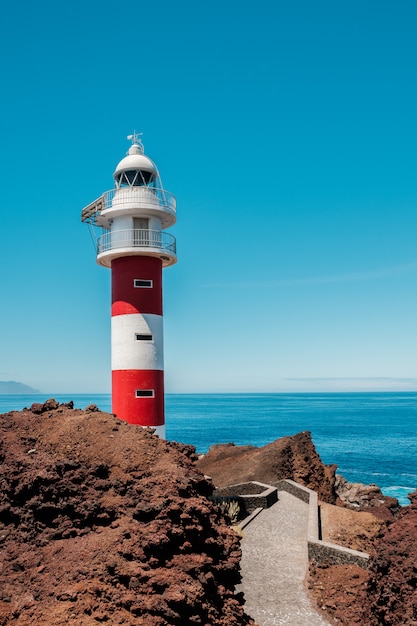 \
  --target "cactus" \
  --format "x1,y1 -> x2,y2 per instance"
220,499 -> 241,525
